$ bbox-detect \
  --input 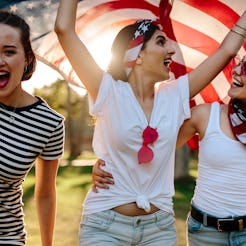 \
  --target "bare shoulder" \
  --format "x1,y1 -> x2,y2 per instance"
176,103 -> 211,147
191,103 -> 211,139
191,103 -> 211,121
